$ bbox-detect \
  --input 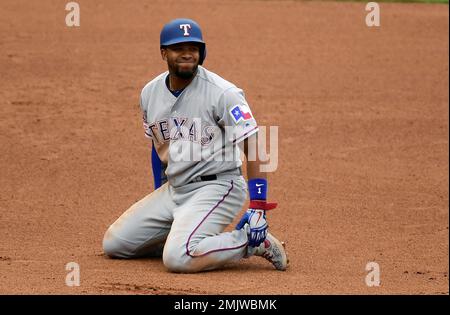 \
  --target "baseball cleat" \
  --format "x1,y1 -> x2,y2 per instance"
255,233 -> 289,271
